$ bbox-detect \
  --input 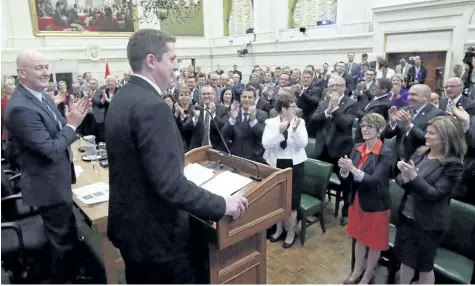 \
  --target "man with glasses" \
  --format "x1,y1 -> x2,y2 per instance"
439,77 -> 475,116
309,75 -> 359,226
184,84 -> 229,152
